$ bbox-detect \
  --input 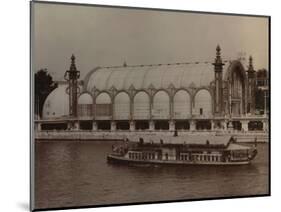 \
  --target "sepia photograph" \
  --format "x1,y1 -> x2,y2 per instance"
31,1 -> 270,211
